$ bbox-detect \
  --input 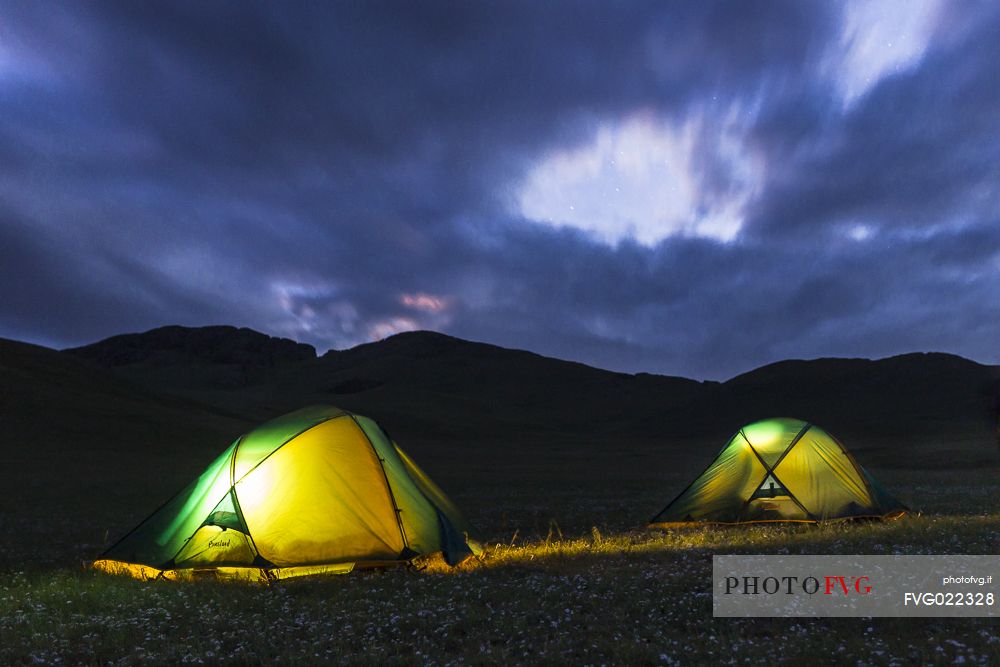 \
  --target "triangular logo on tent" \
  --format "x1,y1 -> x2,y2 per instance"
750,473 -> 789,500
